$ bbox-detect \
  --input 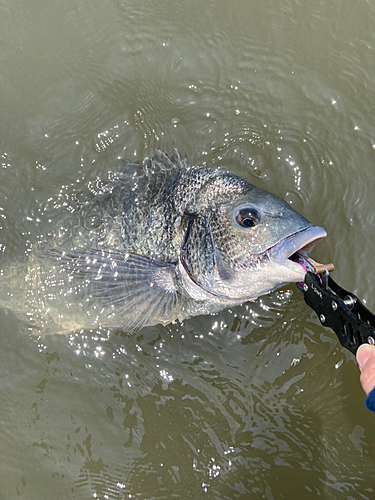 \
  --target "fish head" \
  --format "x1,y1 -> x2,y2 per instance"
179,170 -> 326,304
